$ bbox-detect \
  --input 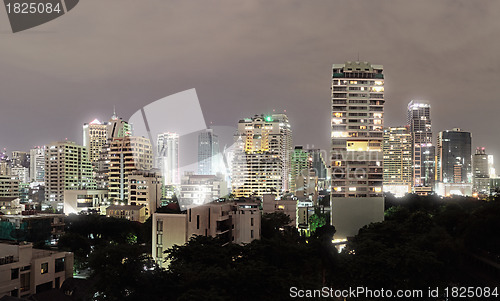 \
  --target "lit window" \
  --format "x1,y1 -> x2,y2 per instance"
41,263 -> 48,274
